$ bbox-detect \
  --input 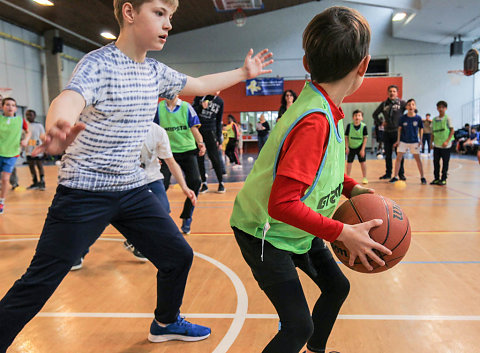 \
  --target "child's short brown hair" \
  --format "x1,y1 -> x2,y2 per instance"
114,0 -> 179,27
302,6 -> 370,83
352,109 -> 363,117
1,97 -> 16,107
